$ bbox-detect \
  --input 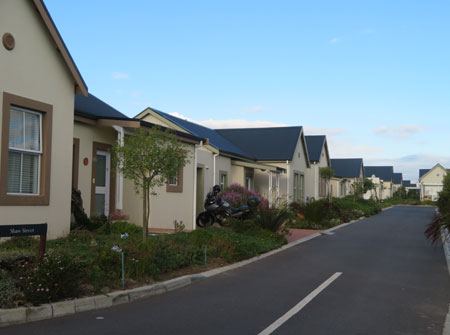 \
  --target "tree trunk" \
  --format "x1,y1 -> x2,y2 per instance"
142,188 -> 148,241
146,188 -> 151,237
